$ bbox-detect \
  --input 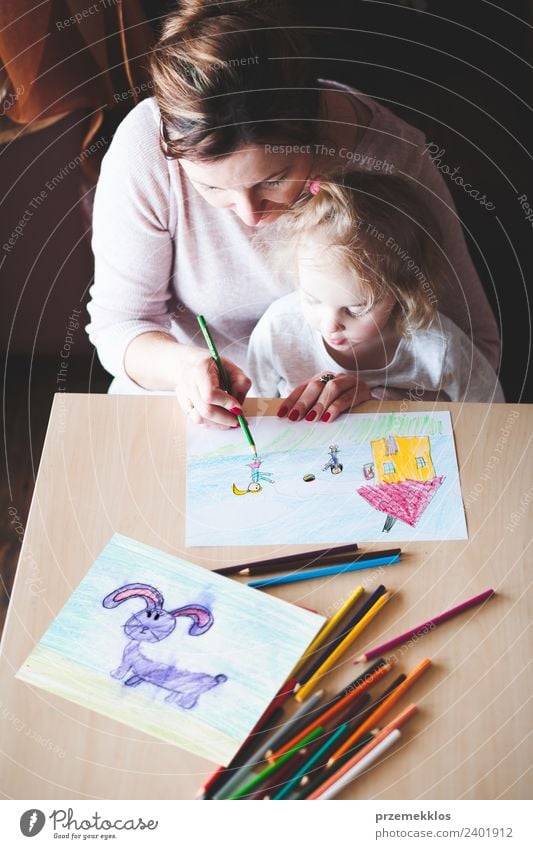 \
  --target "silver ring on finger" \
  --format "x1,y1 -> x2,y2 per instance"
319,372 -> 336,384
